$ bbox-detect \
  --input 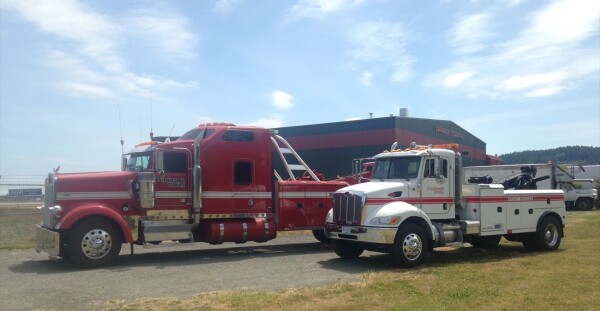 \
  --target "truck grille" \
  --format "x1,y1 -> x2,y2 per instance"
333,192 -> 365,225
